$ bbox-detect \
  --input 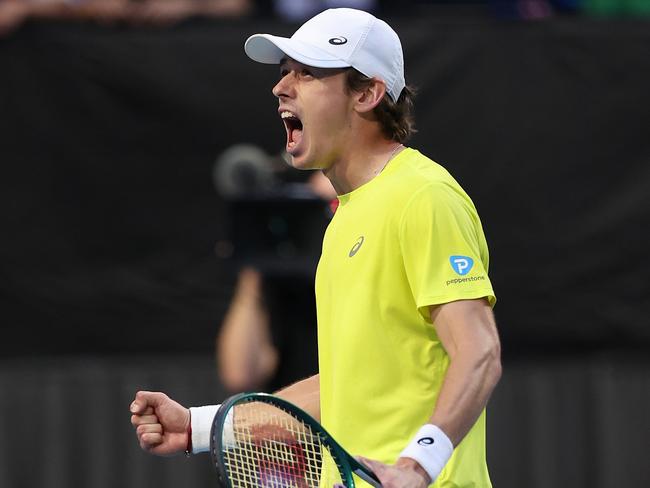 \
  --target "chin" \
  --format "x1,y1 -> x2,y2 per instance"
288,152 -> 316,171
